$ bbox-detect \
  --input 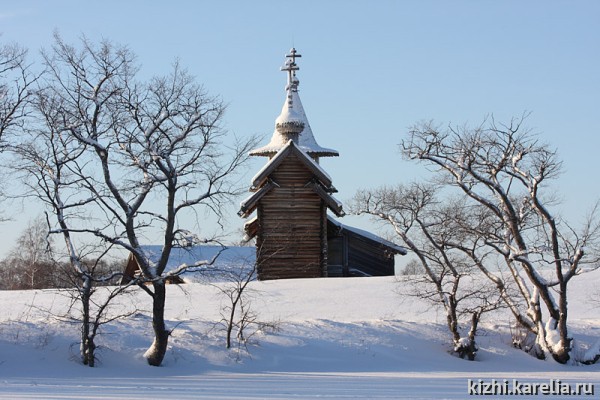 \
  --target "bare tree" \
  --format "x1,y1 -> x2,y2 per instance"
212,258 -> 258,351
0,40 -> 34,144
58,254 -> 136,367
0,40 -> 36,220
398,259 -> 423,275
210,255 -> 279,361
10,79 -> 140,365
2,216 -> 57,289
351,183 -> 504,360
402,115 -> 600,363
33,34 -> 257,366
